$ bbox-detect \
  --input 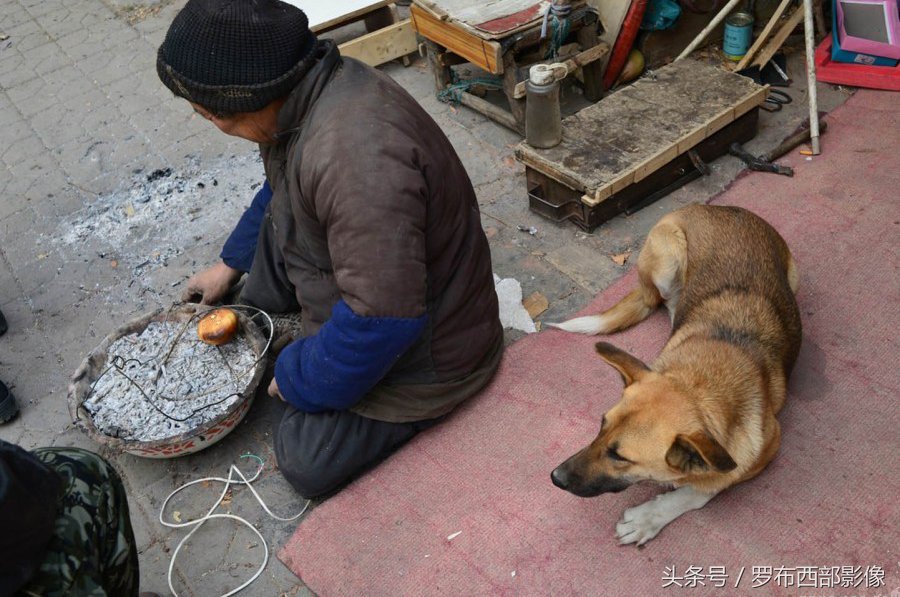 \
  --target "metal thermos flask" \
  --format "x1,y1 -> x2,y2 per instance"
525,63 -> 568,149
